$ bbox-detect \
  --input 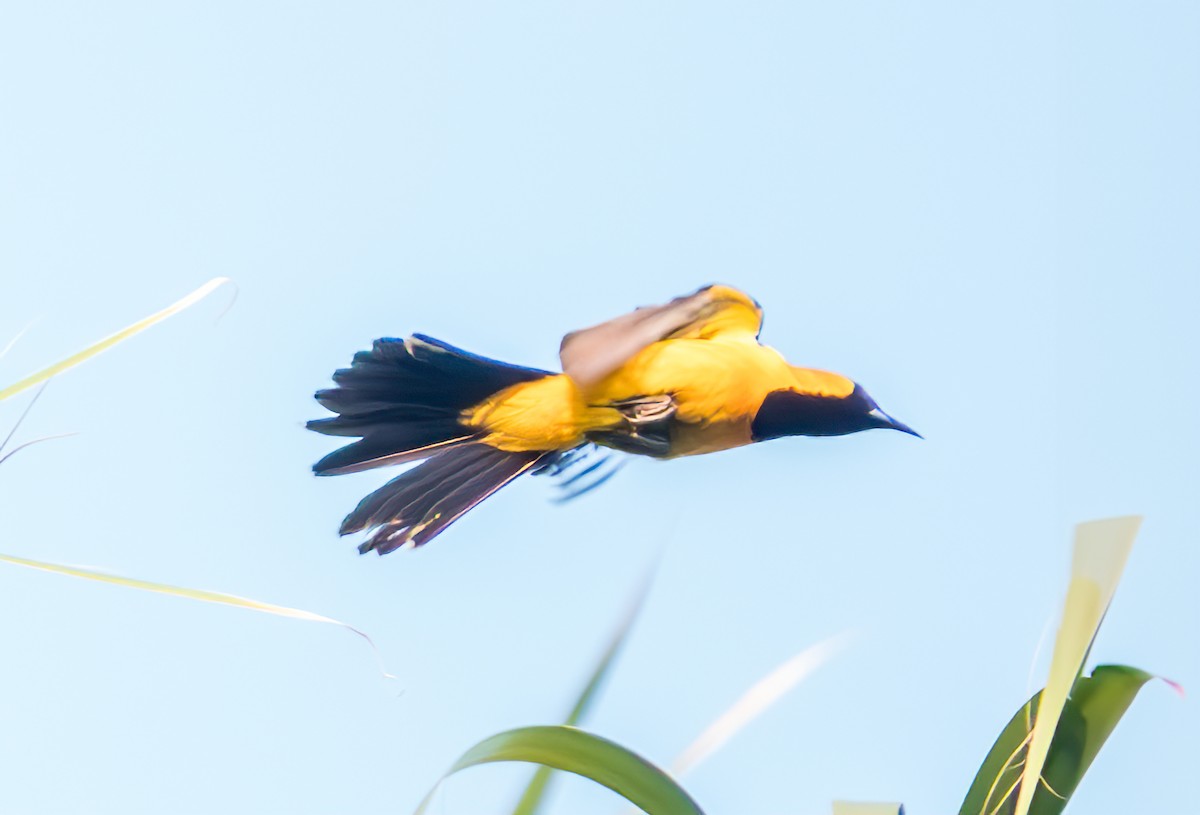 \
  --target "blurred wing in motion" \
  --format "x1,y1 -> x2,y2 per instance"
559,285 -> 763,388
